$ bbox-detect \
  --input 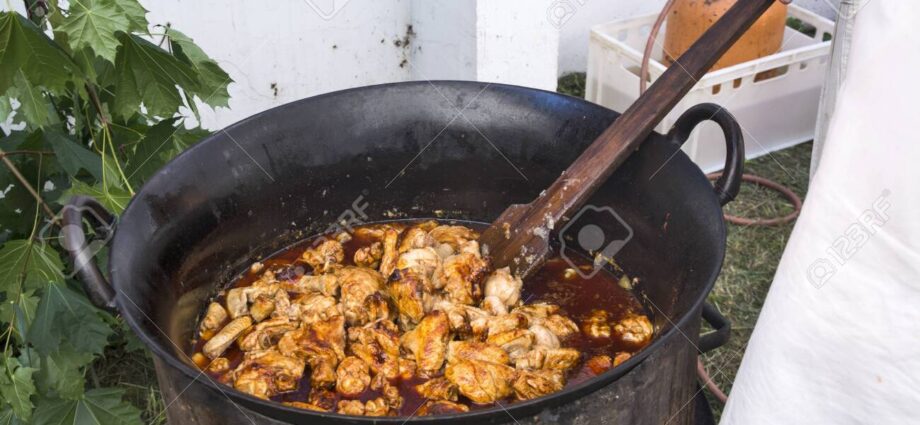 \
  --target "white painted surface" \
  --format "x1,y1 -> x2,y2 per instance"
142,0 -> 413,130
554,0 -> 665,75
